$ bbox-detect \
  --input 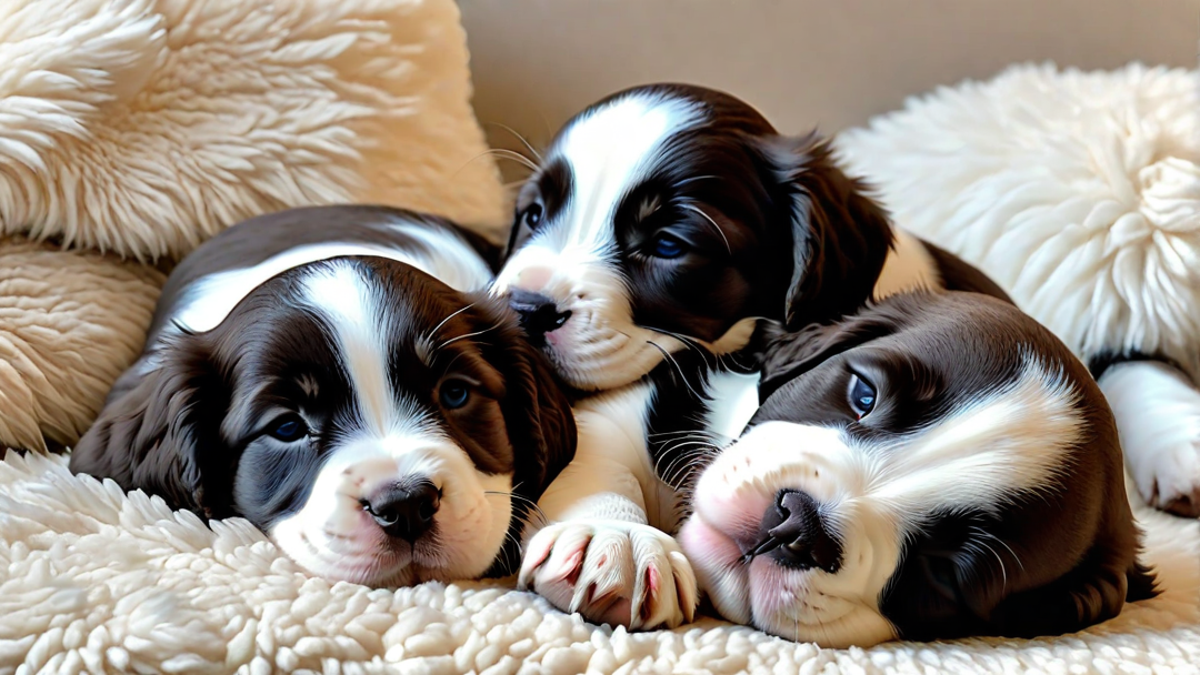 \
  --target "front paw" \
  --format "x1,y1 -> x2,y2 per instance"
518,520 -> 699,630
